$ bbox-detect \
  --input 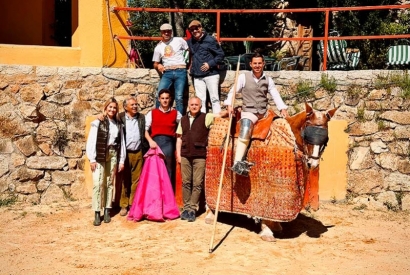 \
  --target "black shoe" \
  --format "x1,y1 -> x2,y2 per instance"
180,210 -> 189,220
231,161 -> 252,177
187,211 -> 196,222
104,208 -> 111,223
93,212 -> 101,226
